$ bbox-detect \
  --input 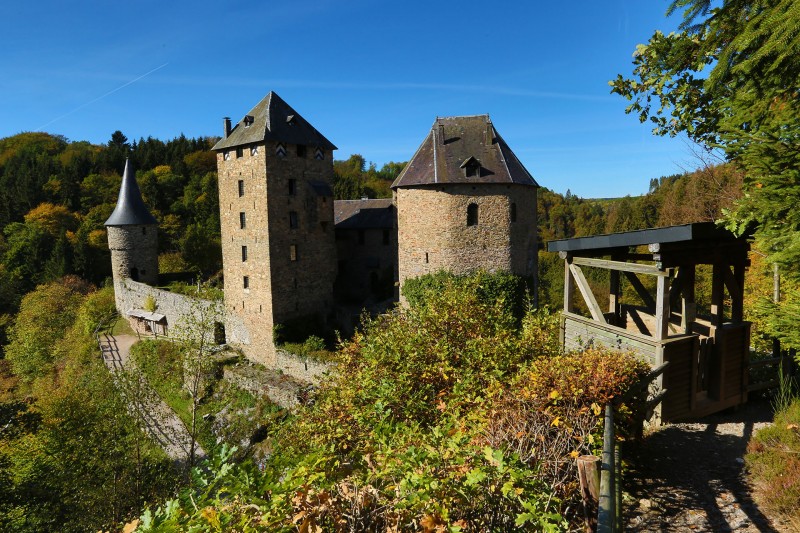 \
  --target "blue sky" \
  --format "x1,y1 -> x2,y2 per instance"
0,1 -> 692,198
